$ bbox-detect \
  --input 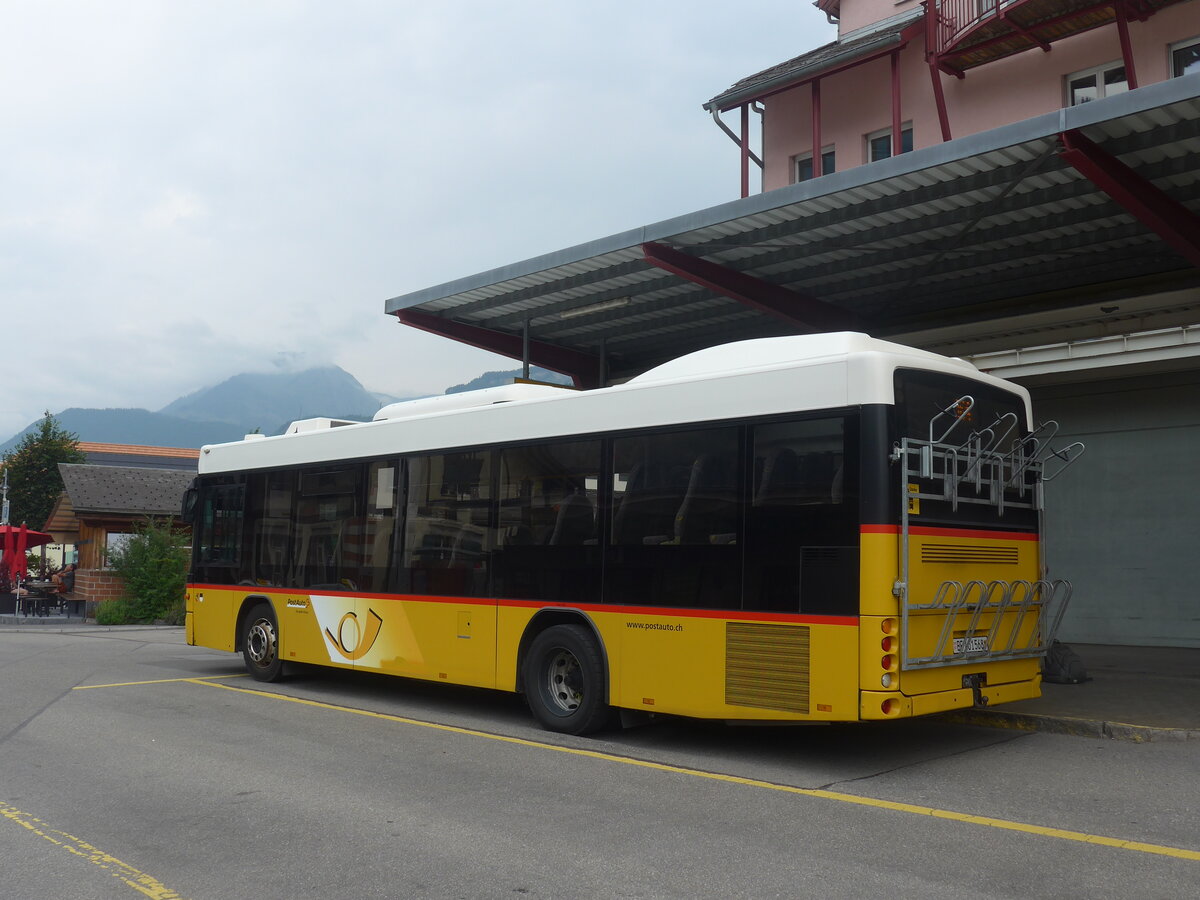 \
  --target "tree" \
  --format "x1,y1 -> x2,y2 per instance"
1,411 -> 86,528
